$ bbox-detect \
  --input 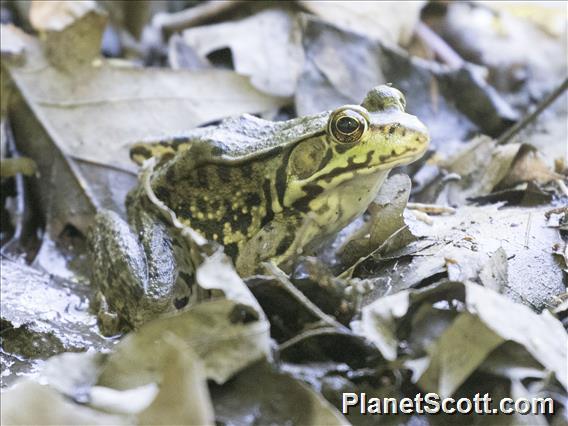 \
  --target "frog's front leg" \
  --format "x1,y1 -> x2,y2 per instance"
236,213 -> 313,276
89,209 -> 189,335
